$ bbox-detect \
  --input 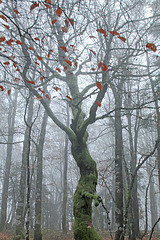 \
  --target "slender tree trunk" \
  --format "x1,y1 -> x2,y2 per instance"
147,53 -> 160,190
62,134 -> 69,234
0,90 -> 18,231
25,124 -> 32,240
34,110 -> 48,240
127,111 -> 140,239
147,162 -> 158,230
15,97 -> 34,240
62,103 -> 70,234
111,175 -> 116,231
112,86 -> 124,240
71,137 -> 102,240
